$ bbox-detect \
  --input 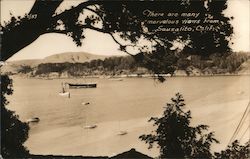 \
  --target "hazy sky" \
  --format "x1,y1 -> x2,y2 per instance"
1,0 -> 249,61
